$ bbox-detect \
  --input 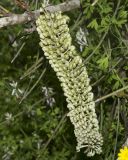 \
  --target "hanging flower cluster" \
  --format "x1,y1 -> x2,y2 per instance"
36,7 -> 103,156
